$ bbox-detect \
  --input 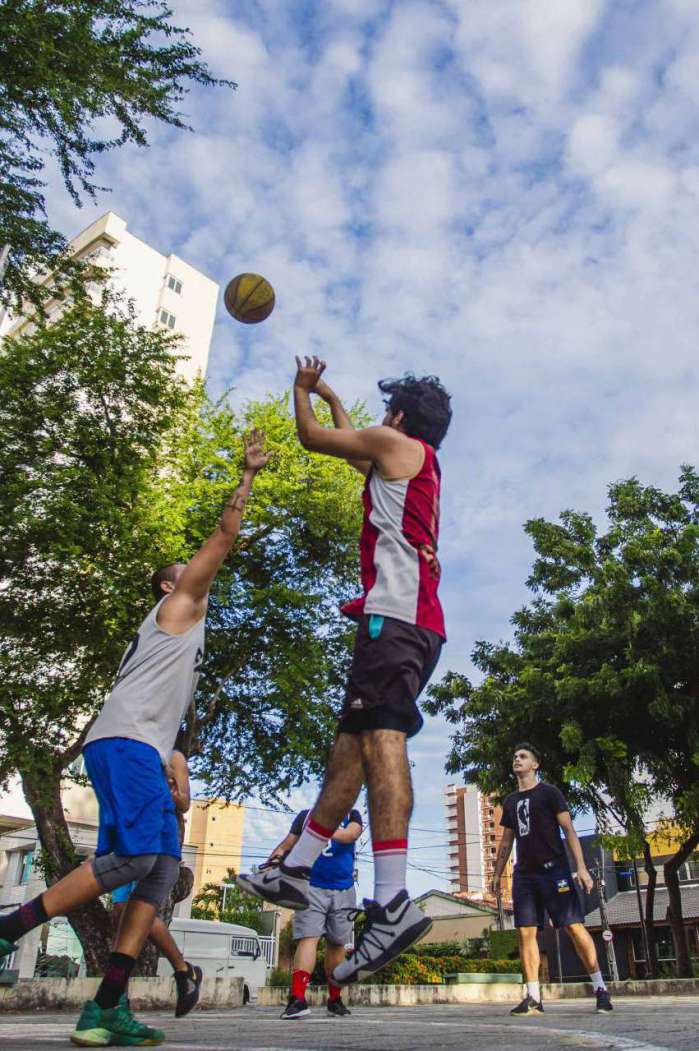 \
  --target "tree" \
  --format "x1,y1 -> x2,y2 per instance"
0,292 -> 365,971
0,0 -> 233,308
191,867 -> 266,933
426,470 -> 699,977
